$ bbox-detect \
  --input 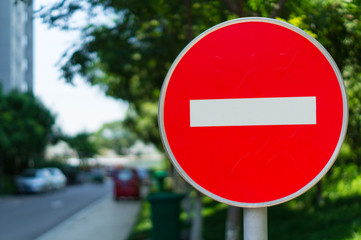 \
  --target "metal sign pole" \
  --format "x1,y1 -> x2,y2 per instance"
243,207 -> 268,240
